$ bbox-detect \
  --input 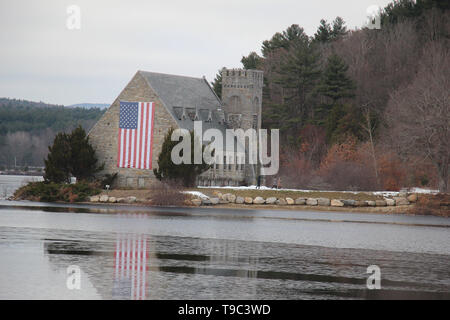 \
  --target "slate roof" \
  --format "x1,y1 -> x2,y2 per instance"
139,71 -> 226,133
